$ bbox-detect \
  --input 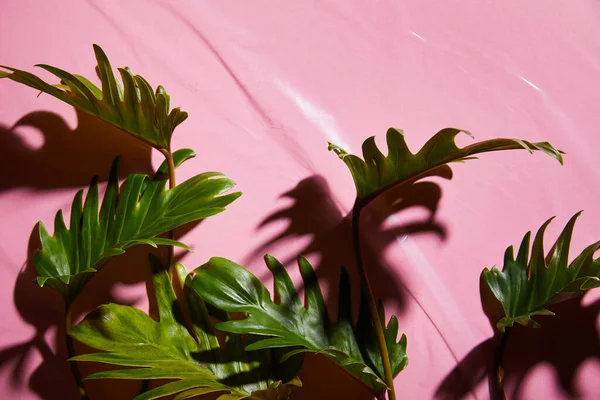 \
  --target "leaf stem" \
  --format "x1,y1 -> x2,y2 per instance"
492,327 -> 511,400
65,306 -> 89,400
160,149 -> 177,266
162,148 -> 177,192
159,148 -> 197,341
352,202 -> 397,400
